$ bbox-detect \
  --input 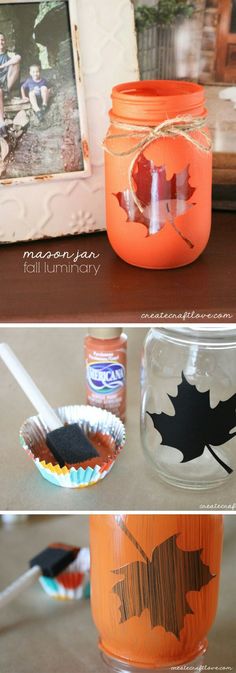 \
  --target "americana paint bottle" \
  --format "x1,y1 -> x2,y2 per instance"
85,328 -> 127,422
104,80 -> 212,269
